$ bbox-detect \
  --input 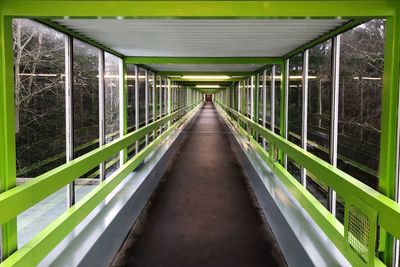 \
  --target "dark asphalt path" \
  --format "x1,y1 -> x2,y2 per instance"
111,102 -> 286,267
